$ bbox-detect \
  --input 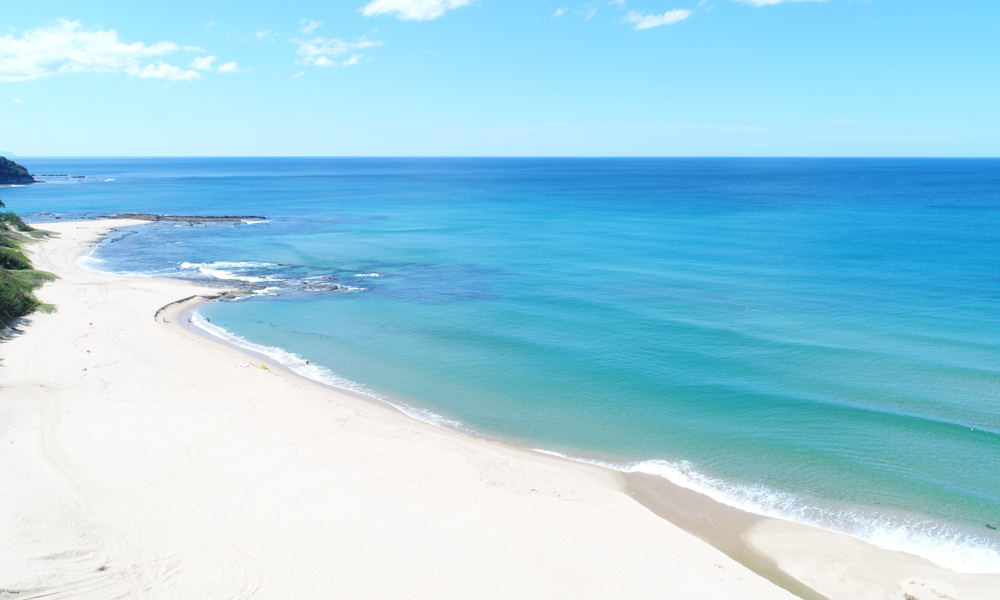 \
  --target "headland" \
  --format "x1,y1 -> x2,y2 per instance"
0,157 -> 36,185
